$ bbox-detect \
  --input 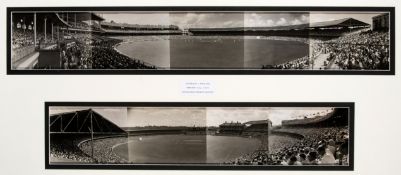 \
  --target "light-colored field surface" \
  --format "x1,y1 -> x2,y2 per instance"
116,40 -> 171,68
113,135 -> 207,163
115,37 -> 308,69
112,134 -> 299,164
206,135 -> 260,163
